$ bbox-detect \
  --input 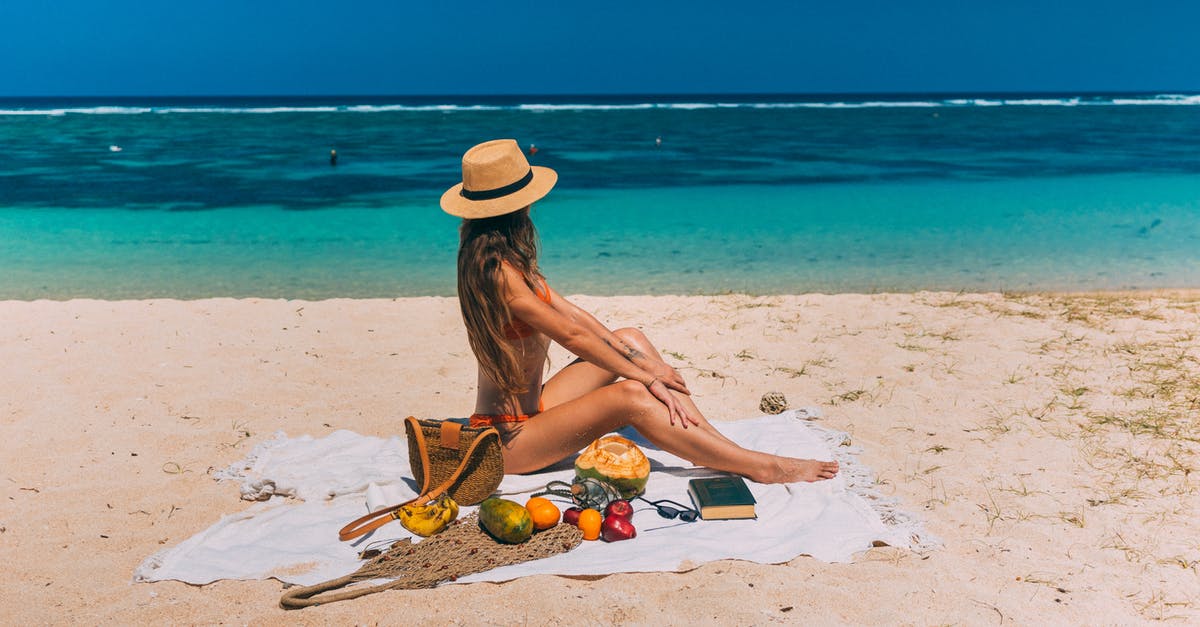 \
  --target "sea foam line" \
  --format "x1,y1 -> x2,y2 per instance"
1,94 -> 1198,115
